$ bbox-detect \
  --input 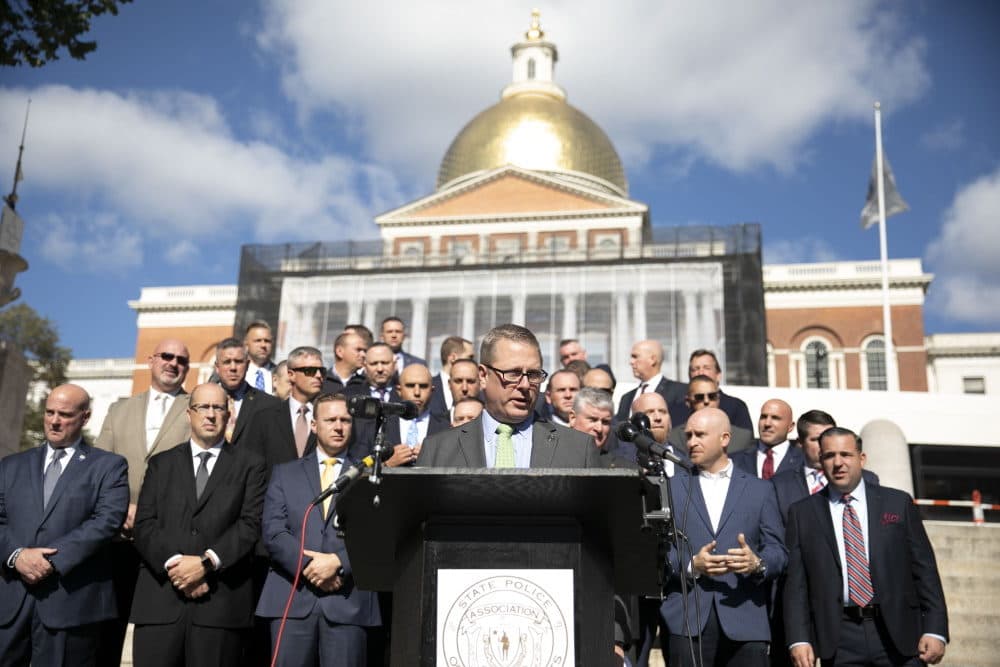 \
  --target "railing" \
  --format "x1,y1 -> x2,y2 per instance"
915,490 -> 998,525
